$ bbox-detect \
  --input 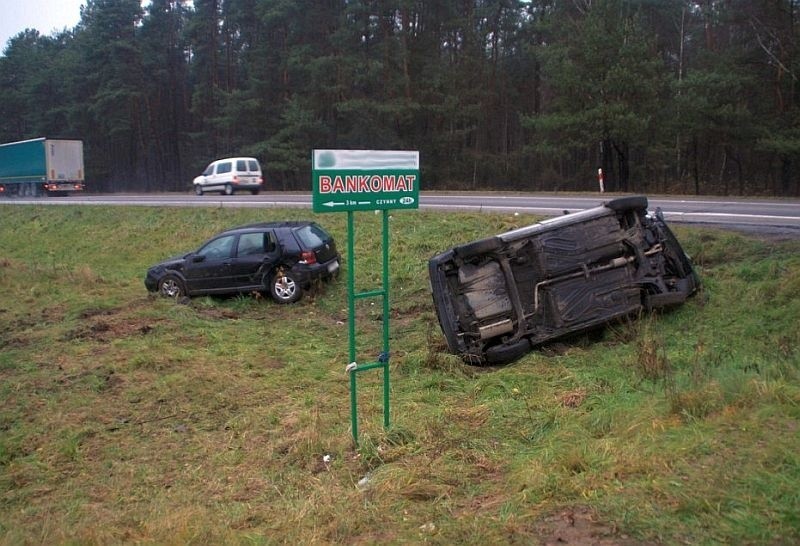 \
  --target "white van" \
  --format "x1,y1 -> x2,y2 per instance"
193,157 -> 264,195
